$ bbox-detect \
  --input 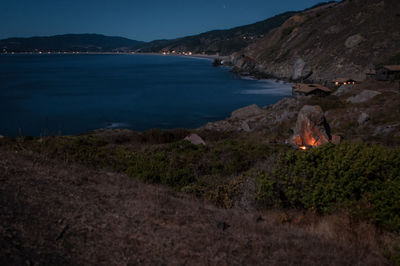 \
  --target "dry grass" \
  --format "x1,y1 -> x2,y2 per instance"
260,209 -> 398,263
0,148 -> 391,265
